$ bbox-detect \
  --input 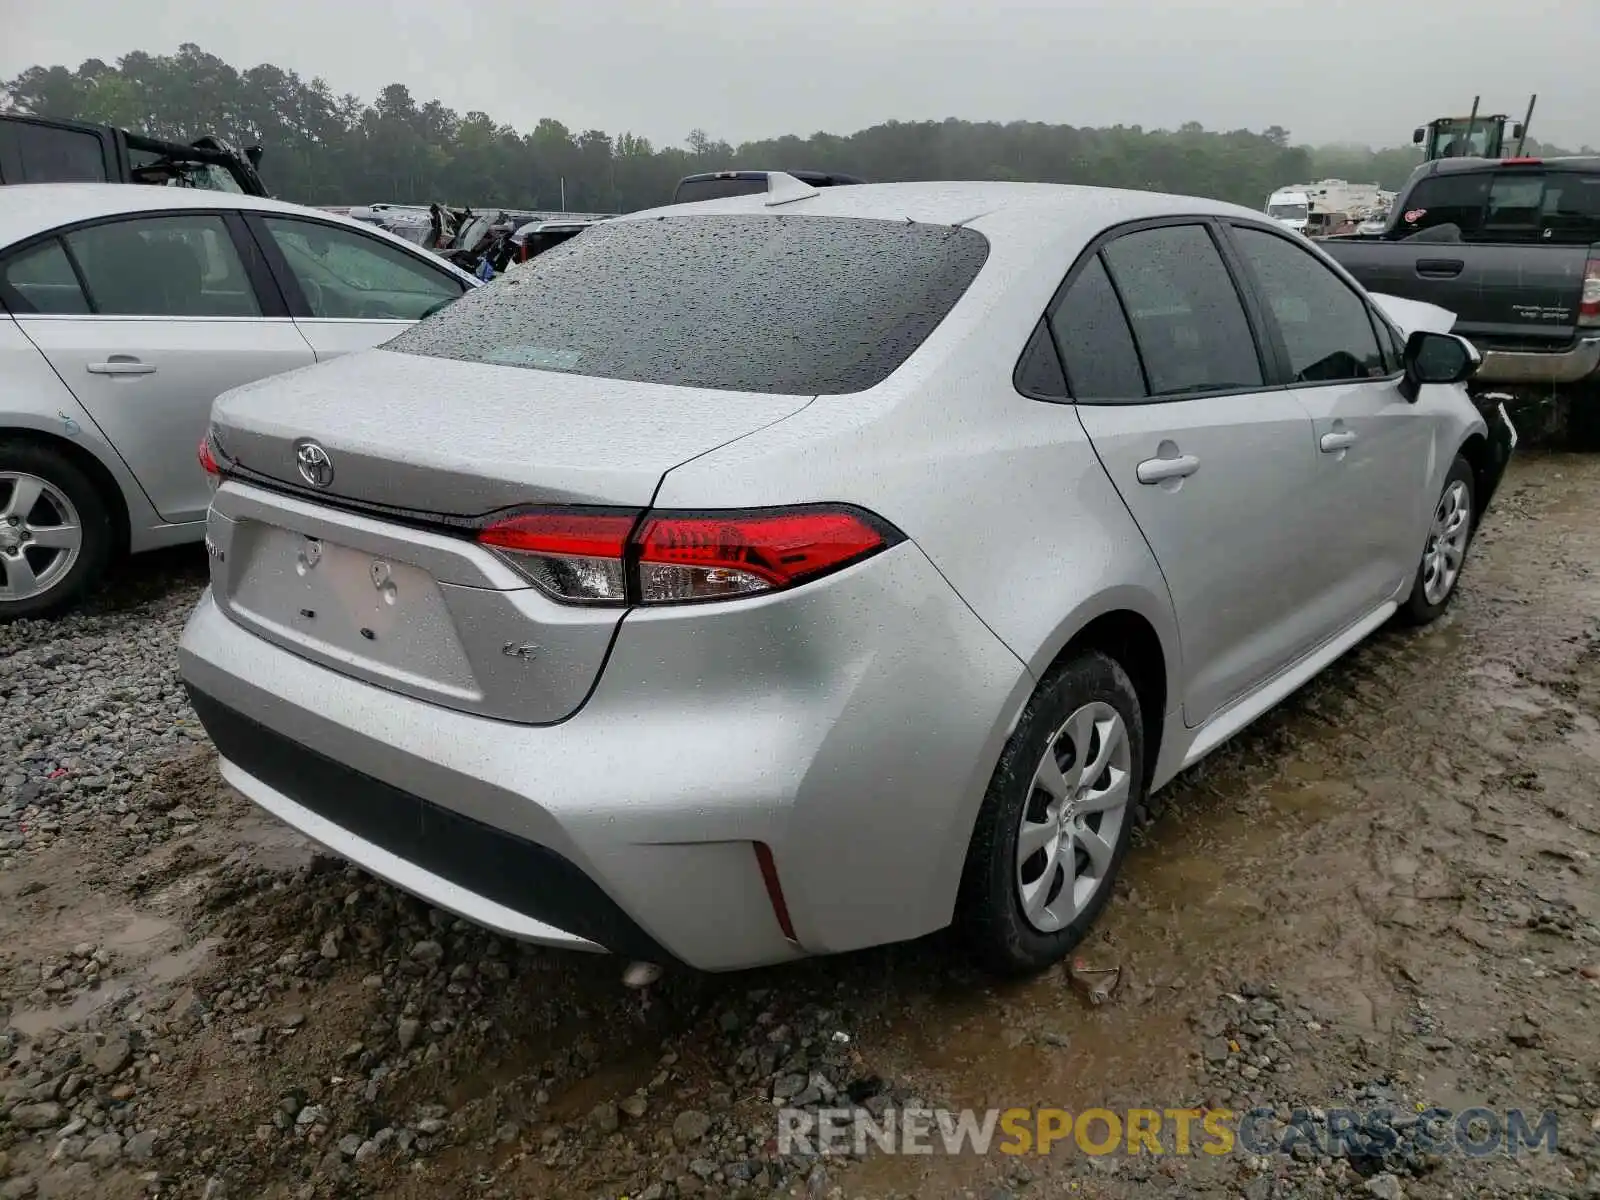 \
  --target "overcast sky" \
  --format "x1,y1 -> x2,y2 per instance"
3,0 -> 1596,152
